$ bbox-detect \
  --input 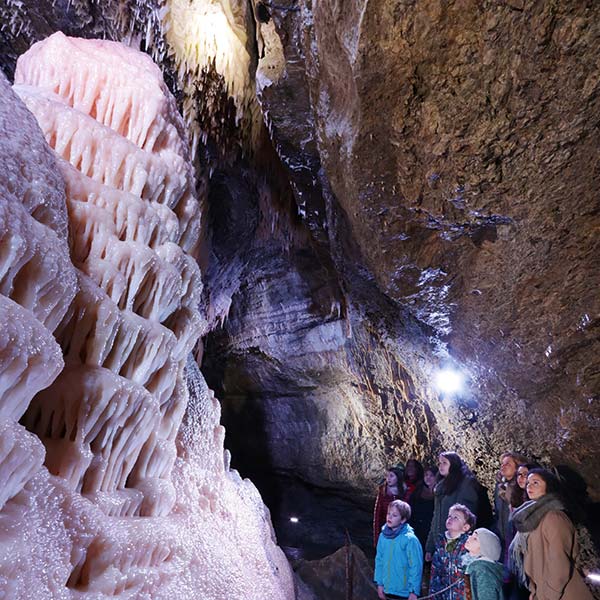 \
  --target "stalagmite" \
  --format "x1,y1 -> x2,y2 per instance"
0,73 -> 76,516
0,32 -> 293,599
15,30 -> 205,519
